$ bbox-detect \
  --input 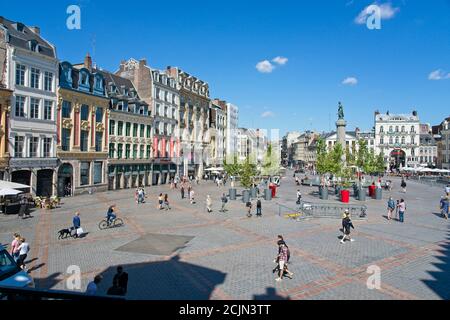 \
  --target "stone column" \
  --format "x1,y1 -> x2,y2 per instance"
30,169 -> 37,196
52,168 -> 58,196
120,172 -> 125,189
336,118 -> 347,162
